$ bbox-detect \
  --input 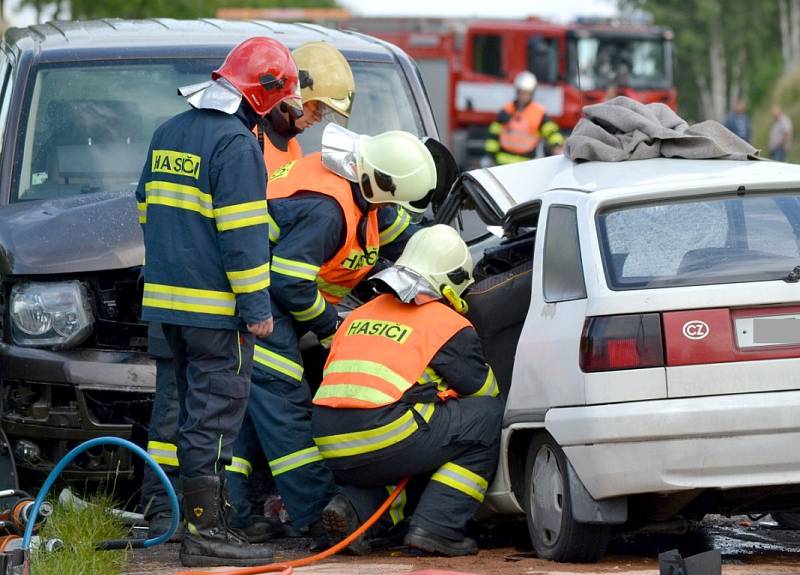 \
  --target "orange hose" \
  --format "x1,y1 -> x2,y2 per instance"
177,476 -> 411,575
